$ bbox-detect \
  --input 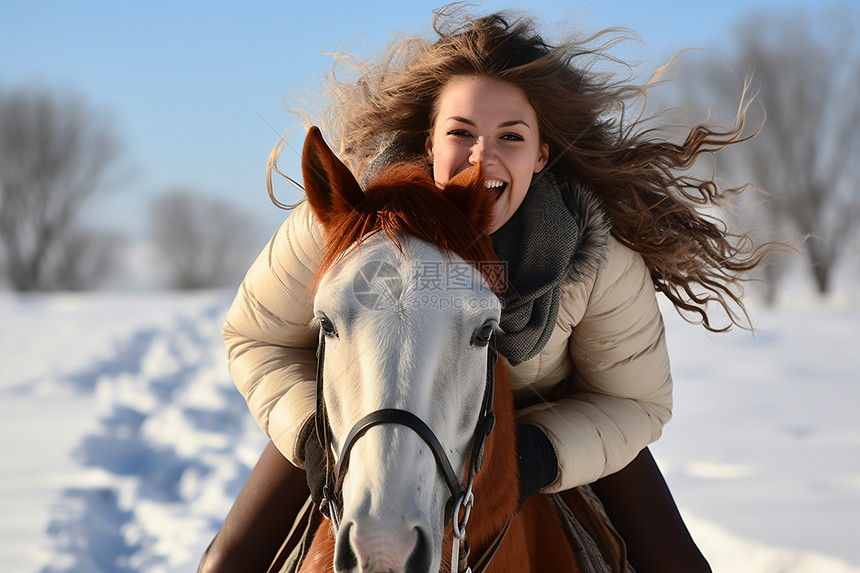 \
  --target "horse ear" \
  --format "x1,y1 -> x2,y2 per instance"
441,162 -> 493,232
302,126 -> 364,231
